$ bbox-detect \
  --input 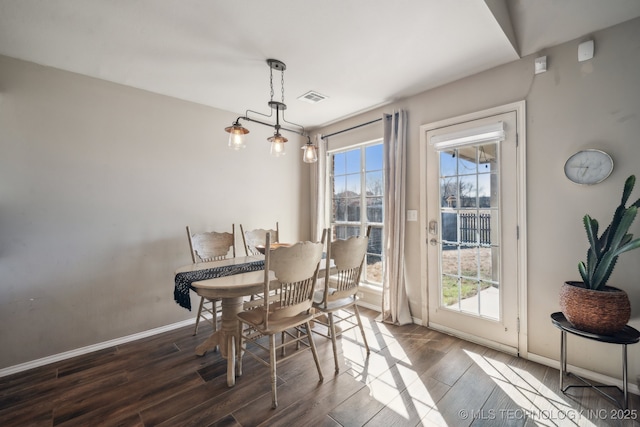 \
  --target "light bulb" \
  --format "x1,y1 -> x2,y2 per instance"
270,140 -> 286,157
268,132 -> 287,157
228,130 -> 246,150
302,144 -> 318,163
225,122 -> 249,150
